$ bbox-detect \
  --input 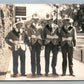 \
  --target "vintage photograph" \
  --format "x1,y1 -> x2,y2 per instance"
0,4 -> 84,80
